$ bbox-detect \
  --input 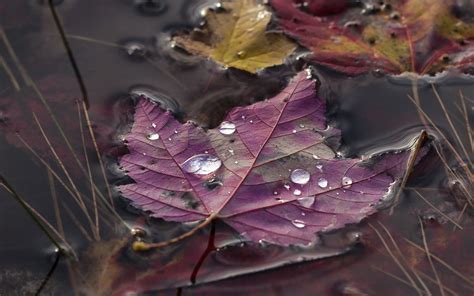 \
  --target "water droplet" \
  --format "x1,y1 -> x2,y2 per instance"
342,176 -> 353,188
151,123 -> 157,128
293,189 -> 302,196
146,133 -> 160,141
292,129 -> 297,134
273,191 -> 279,195
249,120 -> 254,124
131,227 -> 147,238
292,219 -> 306,228
317,177 -> 328,188
256,10 -> 269,20
237,50 -> 246,59
182,154 -> 222,175
283,184 -> 291,190
297,196 -> 315,207
219,121 -> 236,135
125,42 -> 147,57
290,169 -> 311,185
228,149 -> 235,155
241,115 -> 246,120
299,124 -> 305,128
316,164 -> 323,172
312,154 -> 320,160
